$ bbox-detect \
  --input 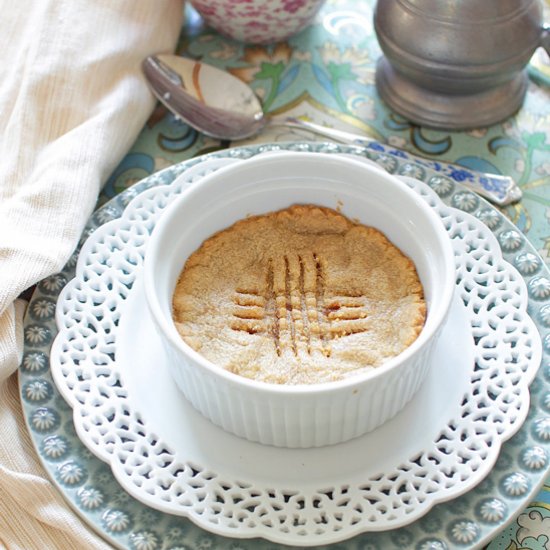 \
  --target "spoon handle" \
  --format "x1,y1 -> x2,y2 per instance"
281,117 -> 521,206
